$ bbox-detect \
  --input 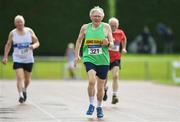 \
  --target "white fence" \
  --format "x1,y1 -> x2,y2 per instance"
172,61 -> 180,83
